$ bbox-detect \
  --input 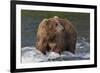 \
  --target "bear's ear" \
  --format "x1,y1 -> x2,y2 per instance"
54,16 -> 59,19
43,18 -> 49,25
42,18 -> 48,23
45,19 -> 49,22
41,18 -> 49,25
43,19 -> 48,24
